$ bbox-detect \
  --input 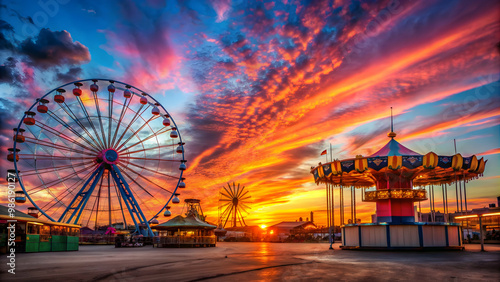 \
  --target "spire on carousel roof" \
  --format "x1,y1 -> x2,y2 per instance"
387,107 -> 396,139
